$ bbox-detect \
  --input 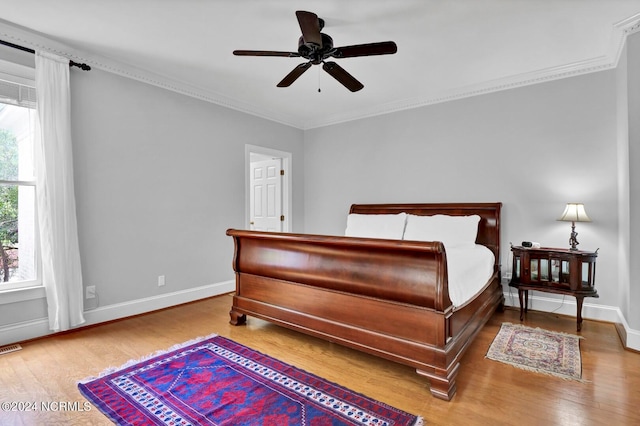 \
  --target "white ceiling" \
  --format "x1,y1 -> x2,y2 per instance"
1,1 -> 639,129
